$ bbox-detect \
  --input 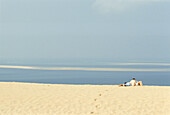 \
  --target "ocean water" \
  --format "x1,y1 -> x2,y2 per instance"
0,60 -> 170,86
